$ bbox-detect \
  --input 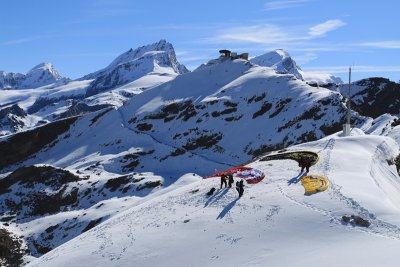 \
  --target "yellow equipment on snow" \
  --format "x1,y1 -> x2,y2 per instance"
259,151 -> 319,166
301,174 -> 329,195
